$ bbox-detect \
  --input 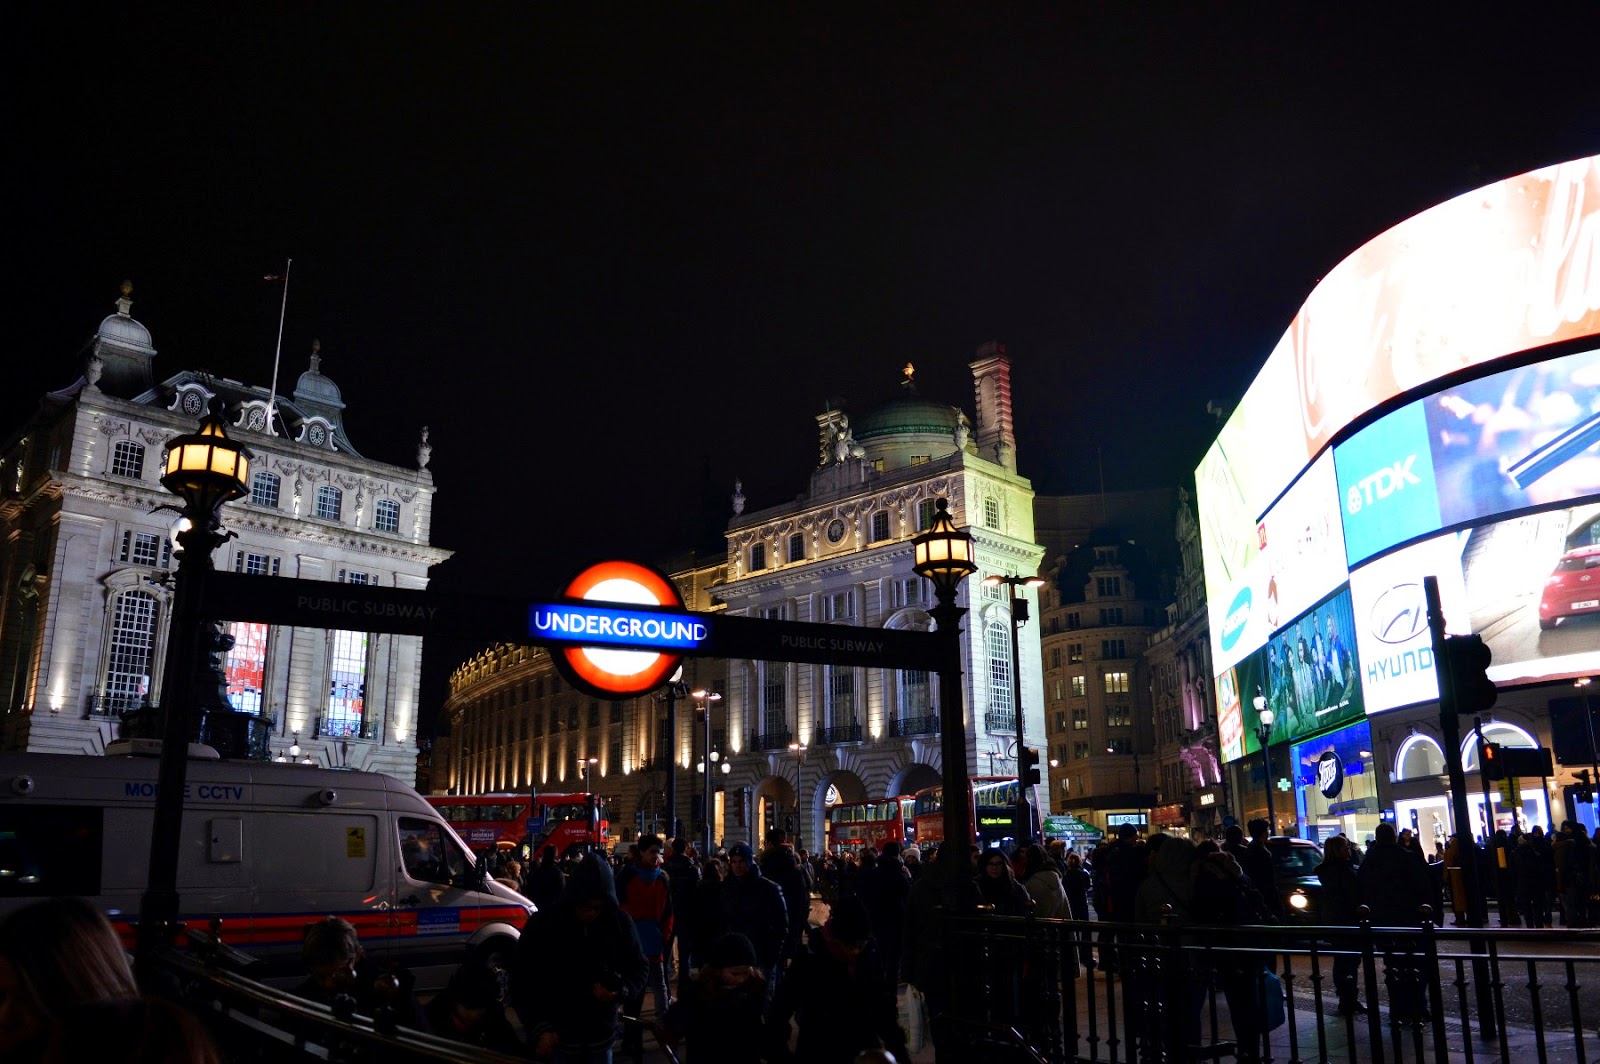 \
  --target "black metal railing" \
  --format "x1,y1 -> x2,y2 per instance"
985,710 -> 1017,734
934,907 -> 1600,1063
890,714 -> 940,737
814,721 -> 863,745
748,729 -> 793,751
87,692 -> 147,718
314,713 -> 377,741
